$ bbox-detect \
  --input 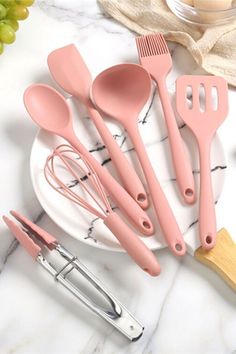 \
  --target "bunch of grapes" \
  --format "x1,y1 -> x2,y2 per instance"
0,0 -> 34,54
